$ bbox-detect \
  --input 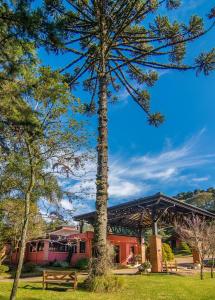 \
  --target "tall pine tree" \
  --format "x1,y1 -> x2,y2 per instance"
41,0 -> 215,276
